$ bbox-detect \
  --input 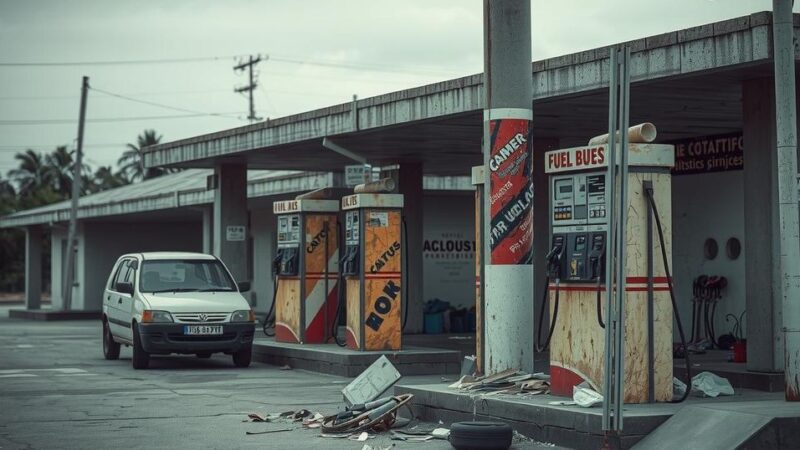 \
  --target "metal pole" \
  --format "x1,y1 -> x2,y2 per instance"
601,47 -> 619,432
62,76 -> 89,311
482,0 -> 535,374
614,46 -> 632,428
772,0 -> 800,401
